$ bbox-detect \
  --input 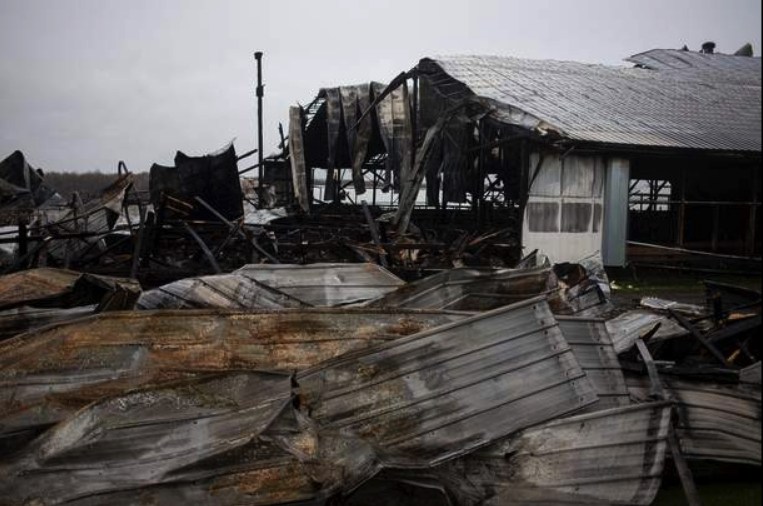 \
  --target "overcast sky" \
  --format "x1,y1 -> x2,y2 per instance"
1,0 -> 760,173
